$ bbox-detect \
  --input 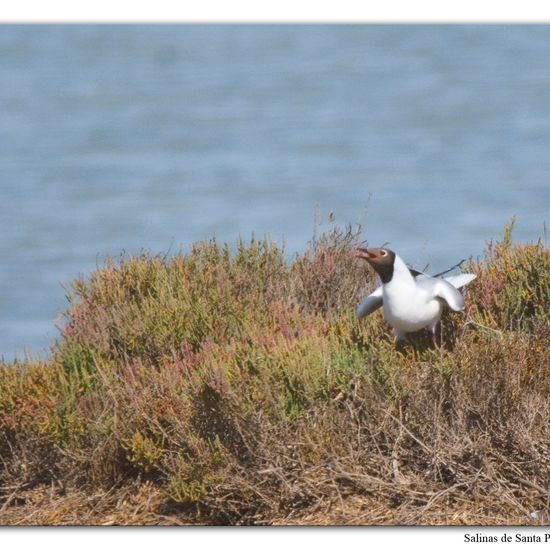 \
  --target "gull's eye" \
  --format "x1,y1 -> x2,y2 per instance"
380,250 -> 387,257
